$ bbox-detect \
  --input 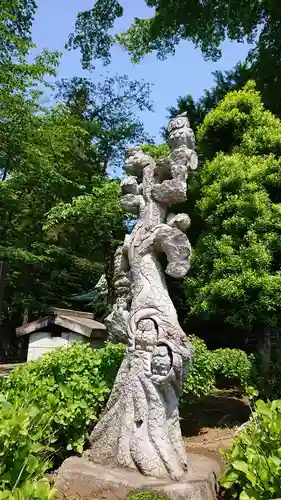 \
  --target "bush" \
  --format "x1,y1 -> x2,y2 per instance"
182,335 -> 215,402
212,348 -> 253,392
0,395 -> 55,499
0,478 -> 56,500
221,399 -> 281,499
5,341 -> 125,456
